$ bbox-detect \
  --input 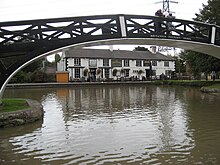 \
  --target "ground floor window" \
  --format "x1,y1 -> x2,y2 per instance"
165,70 -> 172,78
152,61 -> 157,66
152,70 -> 156,76
125,69 -> 129,77
104,68 -> 109,78
75,68 -> 81,78
164,61 -> 169,67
